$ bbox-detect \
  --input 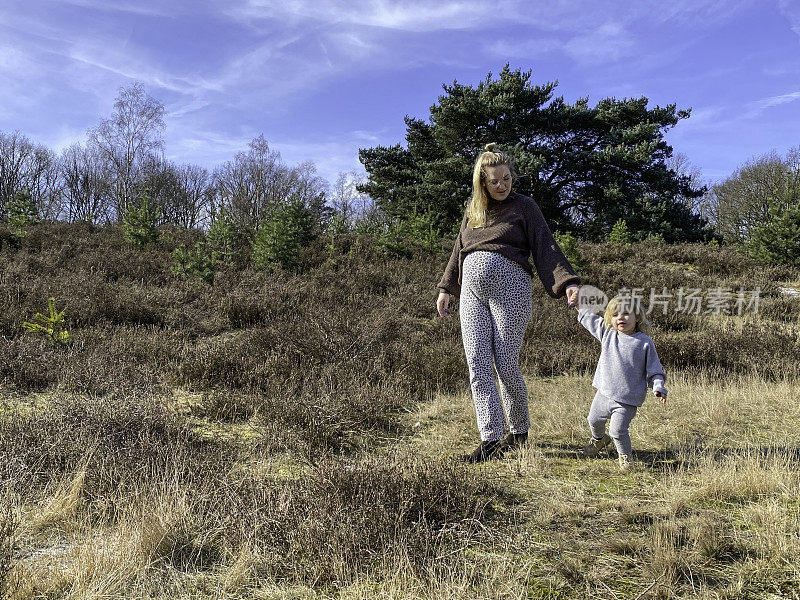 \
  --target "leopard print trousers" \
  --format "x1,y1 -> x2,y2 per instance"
460,251 -> 532,441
